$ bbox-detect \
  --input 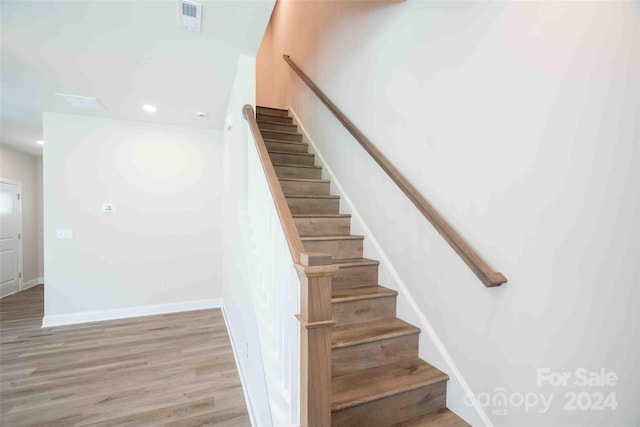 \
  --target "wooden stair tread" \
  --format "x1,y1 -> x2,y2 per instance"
256,105 -> 288,113
301,234 -> 363,242
285,194 -> 340,199
273,163 -> 322,169
261,129 -> 301,136
279,177 -> 330,183
332,285 -> 397,303
273,163 -> 321,169
293,213 -> 351,218
262,139 -> 309,146
268,150 -> 314,157
257,112 -> 291,119
331,358 -> 448,412
264,139 -> 307,146
332,318 -> 420,349
392,409 -> 470,427
332,257 -> 380,267
255,107 -> 289,118
257,119 -> 297,127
